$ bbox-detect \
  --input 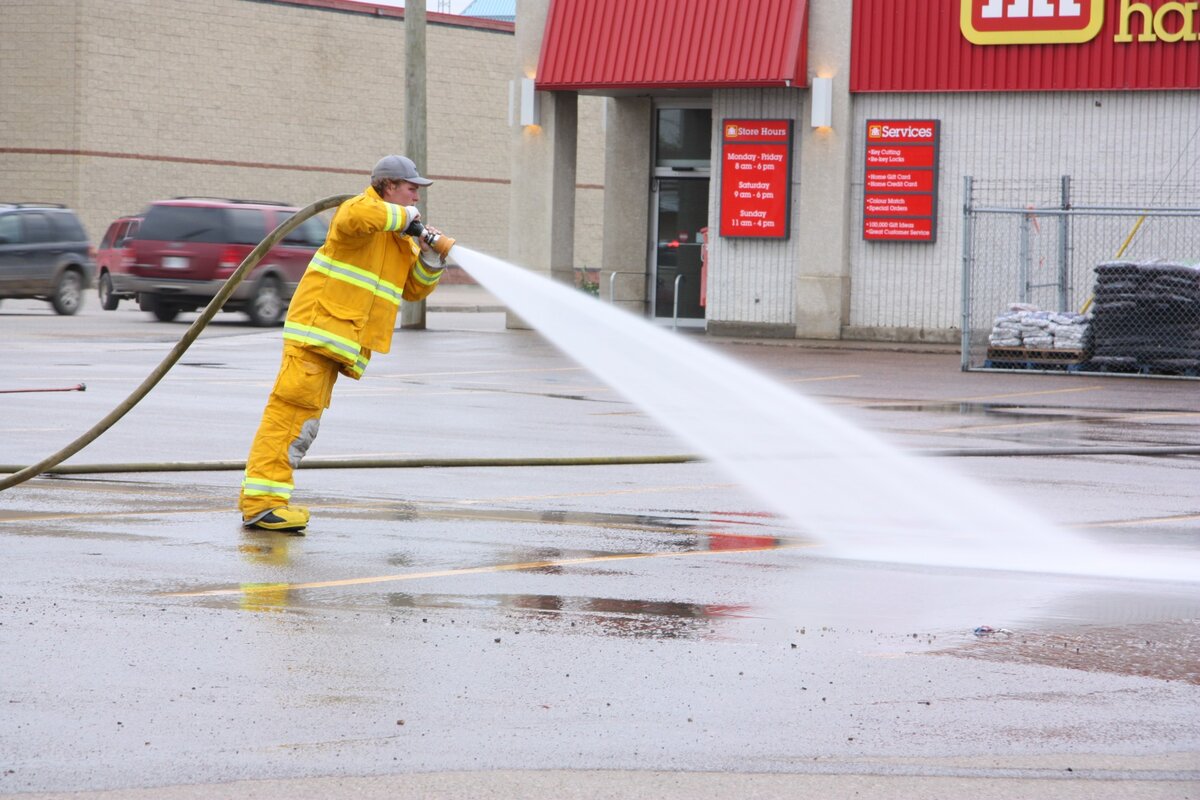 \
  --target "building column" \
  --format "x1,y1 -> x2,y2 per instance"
794,1 -> 854,339
508,0 -> 577,328
601,97 -> 652,314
